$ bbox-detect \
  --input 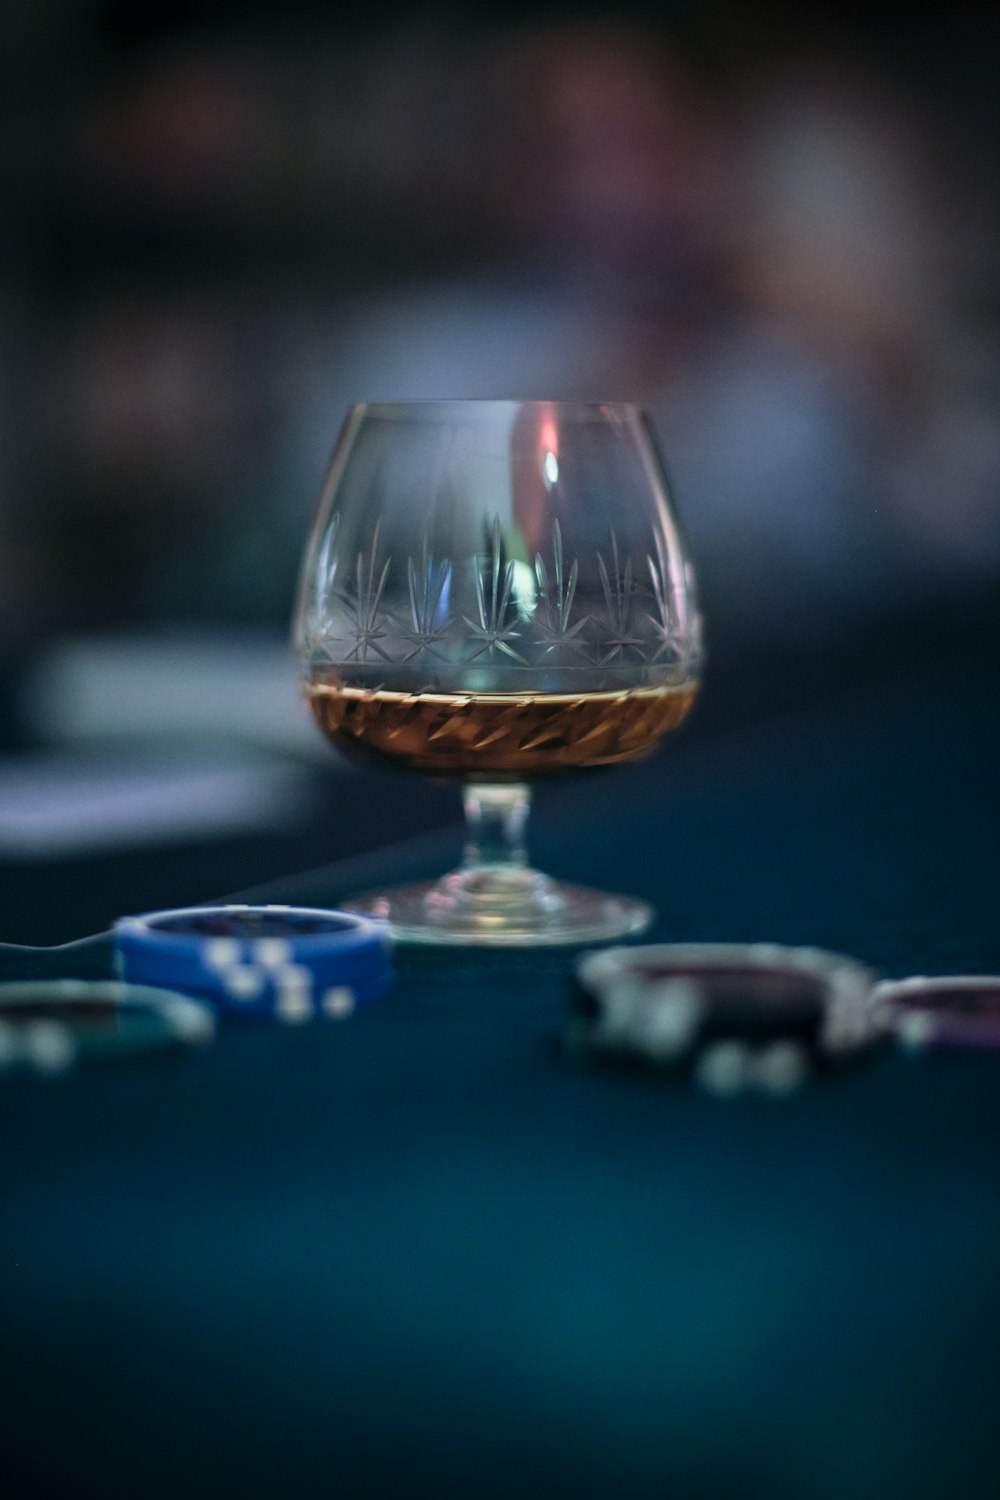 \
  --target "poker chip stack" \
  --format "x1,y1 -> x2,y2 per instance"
0,980 -> 214,1075
873,976 -> 1000,1052
115,905 -> 395,1022
570,943 -> 882,1097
